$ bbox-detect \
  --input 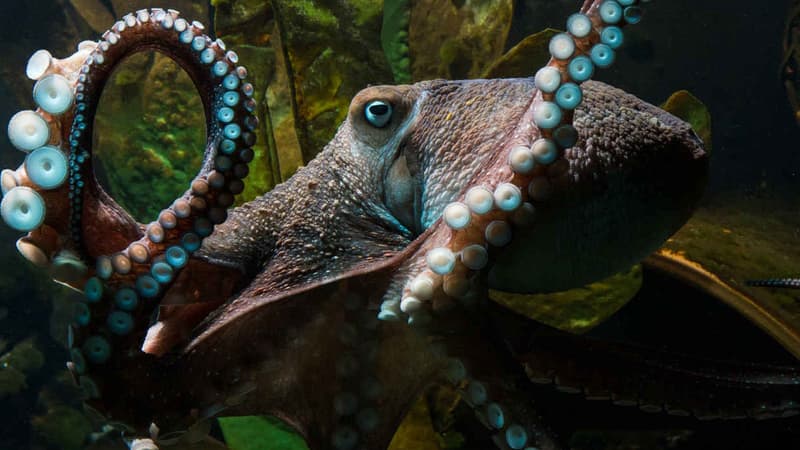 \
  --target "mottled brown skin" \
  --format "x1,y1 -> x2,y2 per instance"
71,77 -> 717,450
